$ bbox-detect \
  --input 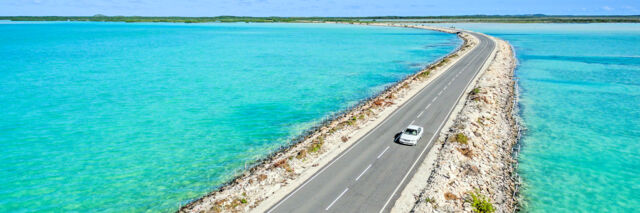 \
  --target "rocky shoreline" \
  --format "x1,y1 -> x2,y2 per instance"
179,25 -> 481,213
392,34 -> 519,213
